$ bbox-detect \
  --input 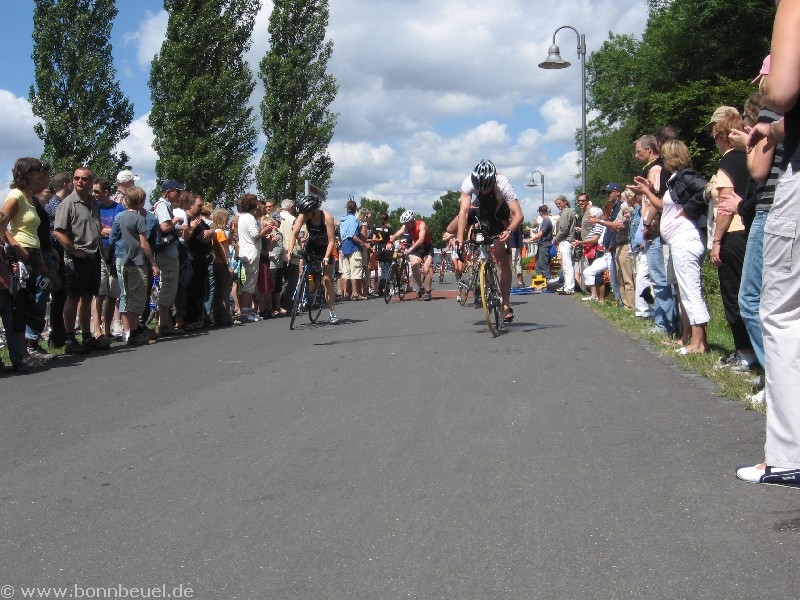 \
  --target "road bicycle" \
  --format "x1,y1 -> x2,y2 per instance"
458,224 -> 504,337
383,249 -> 411,304
432,252 -> 454,284
289,254 -> 327,330
142,274 -> 160,327
456,242 -> 480,307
